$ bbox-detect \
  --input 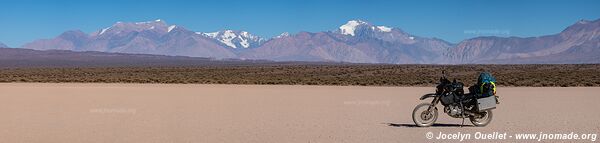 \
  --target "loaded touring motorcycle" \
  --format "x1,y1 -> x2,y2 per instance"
412,71 -> 499,127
